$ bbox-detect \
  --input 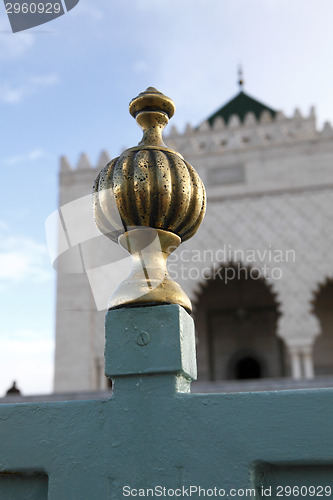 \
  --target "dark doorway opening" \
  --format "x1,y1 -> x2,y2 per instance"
234,356 -> 262,379
194,263 -> 284,381
313,280 -> 333,375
